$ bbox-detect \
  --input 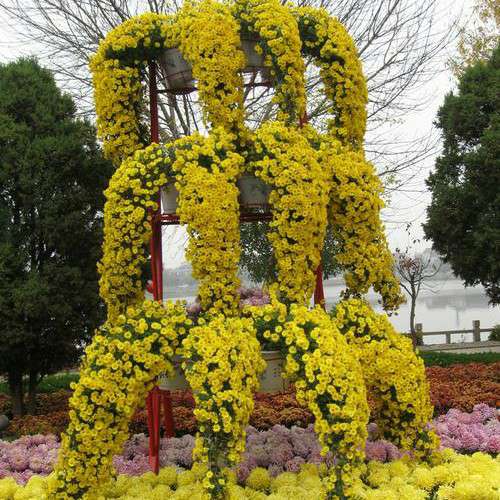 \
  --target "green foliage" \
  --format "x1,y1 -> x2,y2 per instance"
419,350 -> 500,367
0,373 -> 79,395
240,222 -> 341,284
424,44 -> 500,304
449,0 -> 499,77
489,324 -> 500,341
0,58 -> 112,414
